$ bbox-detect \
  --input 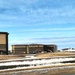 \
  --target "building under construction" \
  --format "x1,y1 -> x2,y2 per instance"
0,32 -> 9,55
11,44 -> 57,54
